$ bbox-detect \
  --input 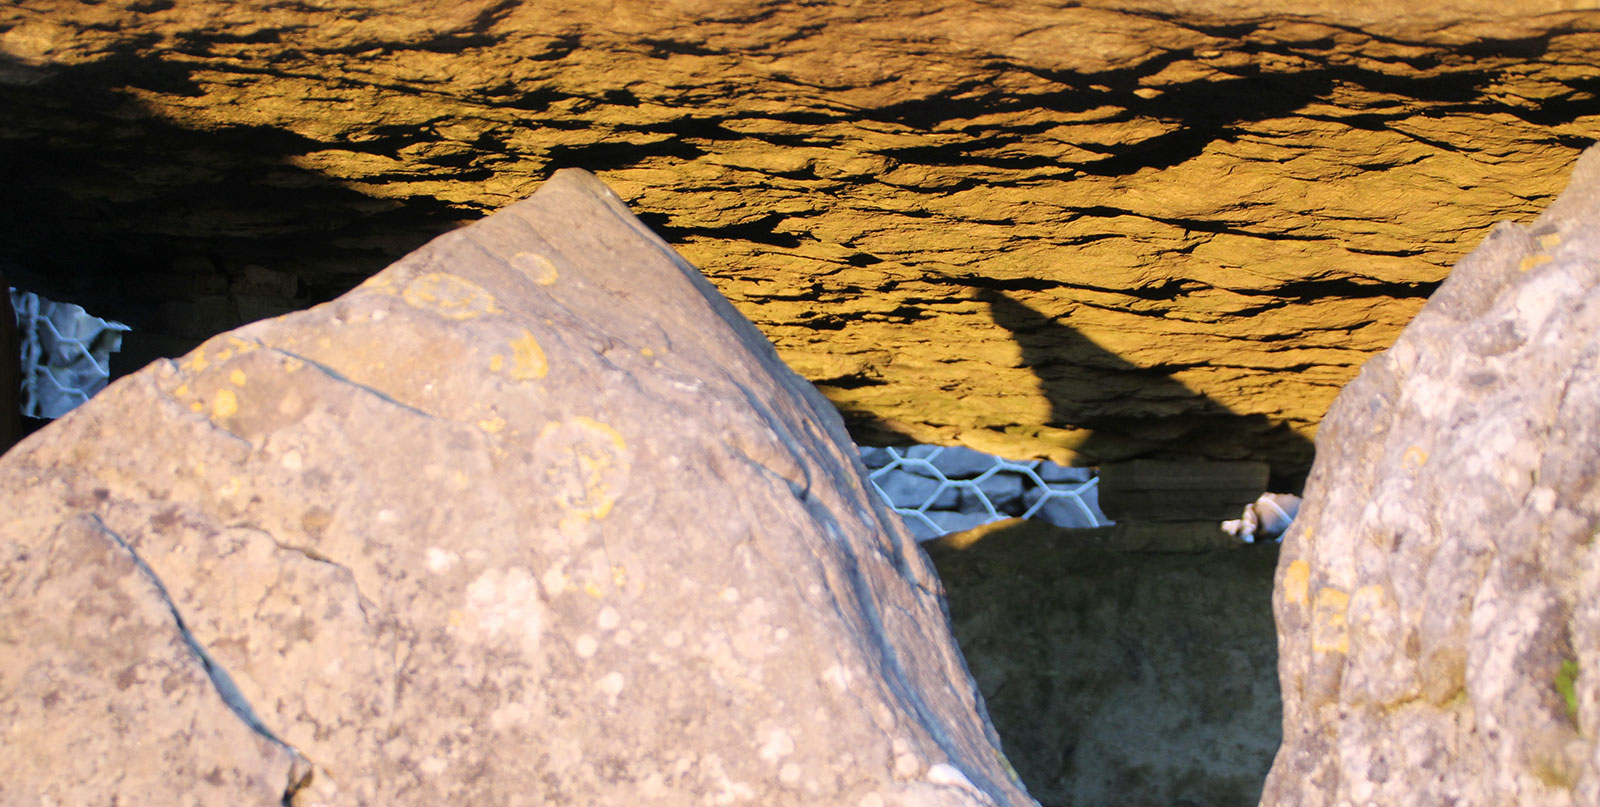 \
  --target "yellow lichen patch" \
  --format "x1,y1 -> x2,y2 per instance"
402,272 -> 500,319
184,347 -> 210,373
173,384 -> 189,397
1312,587 -> 1351,654
1402,445 -> 1428,471
612,565 -> 628,589
211,389 -> 239,419
512,250 -> 559,286
1282,559 -> 1311,607
641,347 -> 654,358
1538,233 -> 1562,250
218,477 -> 242,497
478,416 -> 506,434
509,330 -> 549,381
542,417 -> 630,526
190,401 -> 204,412
489,353 -> 505,372
229,369 -> 246,386
1520,253 -> 1554,272
584,581 -> 606,598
